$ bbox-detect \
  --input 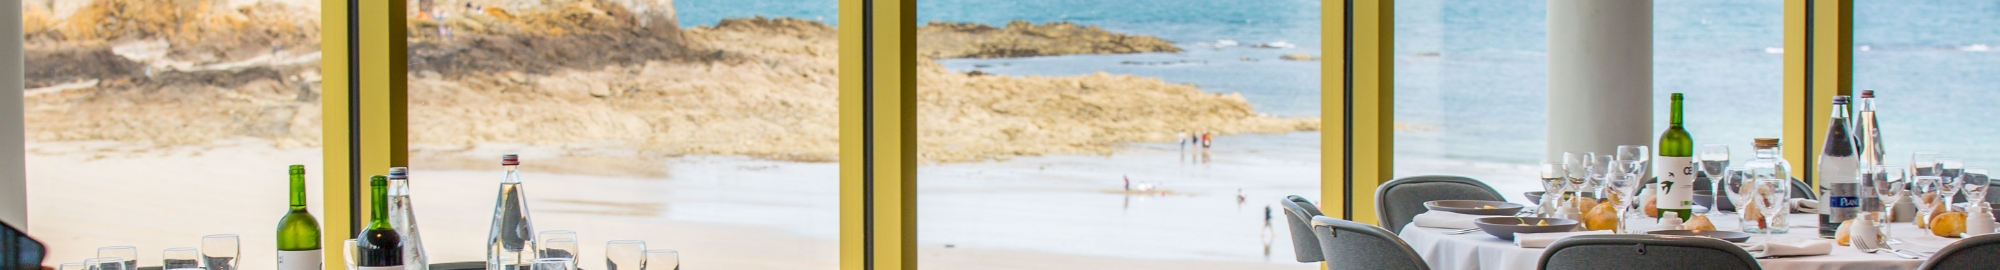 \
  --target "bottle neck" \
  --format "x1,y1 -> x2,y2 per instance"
1669,98 -> 1684,127
389,179 -> 411,197
289,174 -> 308,210
1833,103 -> 1851,119
371,183 -> 390,227
503,165 -> 521,183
